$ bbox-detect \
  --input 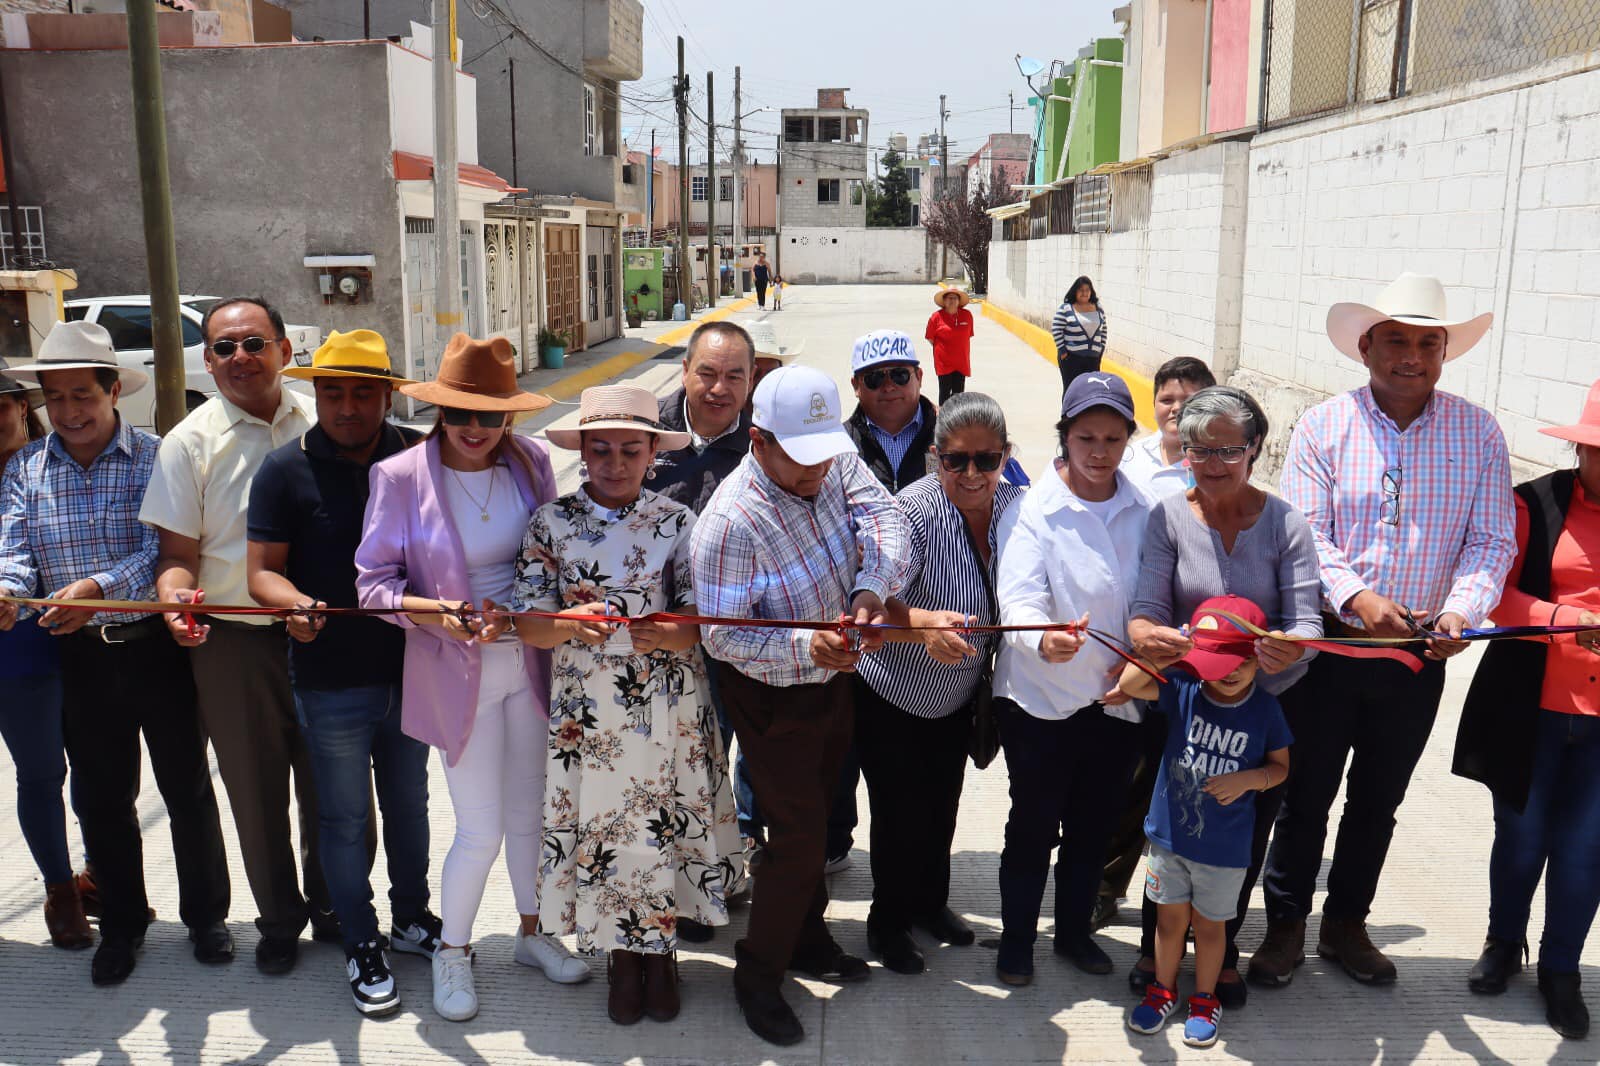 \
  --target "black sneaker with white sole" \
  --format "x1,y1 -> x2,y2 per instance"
347,940 -> 400,1016
390,912 -> 443,959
